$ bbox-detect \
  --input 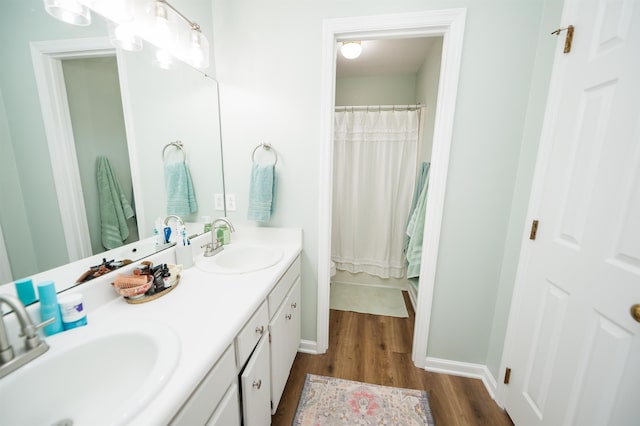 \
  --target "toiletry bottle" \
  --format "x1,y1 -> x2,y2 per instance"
154,218 -> 163,245
37,281 -> 63,336
58,293 -> 87,330
202,215 -> 212,233
216,226 -> 224,246
221,224 -> 230,245
14,278 -> 36,305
